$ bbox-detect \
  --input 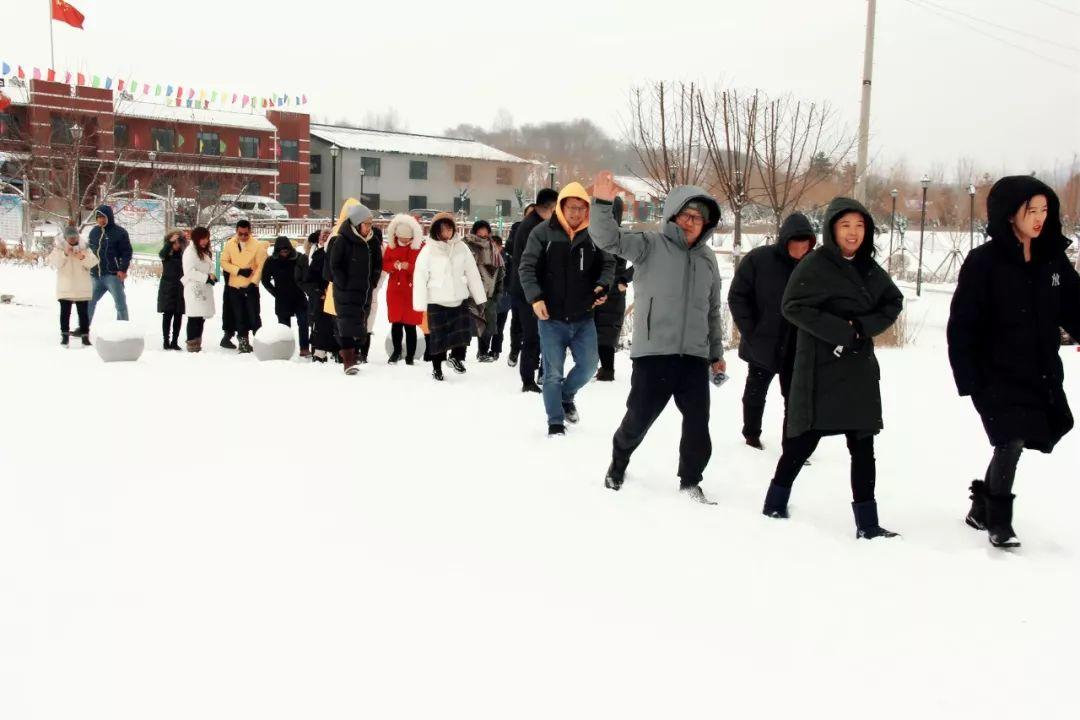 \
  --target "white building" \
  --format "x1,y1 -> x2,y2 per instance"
309,124 -> 538,221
